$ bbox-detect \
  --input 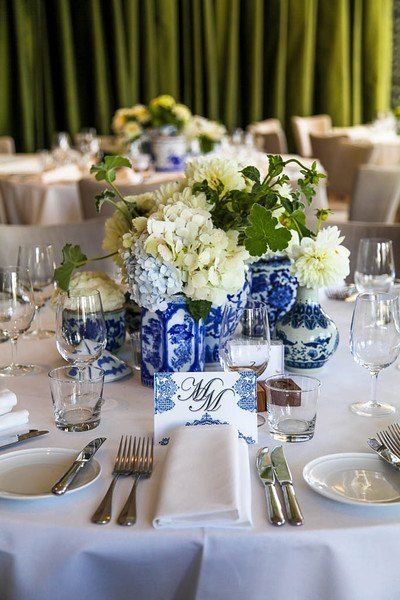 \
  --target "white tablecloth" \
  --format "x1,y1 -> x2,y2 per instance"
0,299 -> 399,600
333,126 -> 400,166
